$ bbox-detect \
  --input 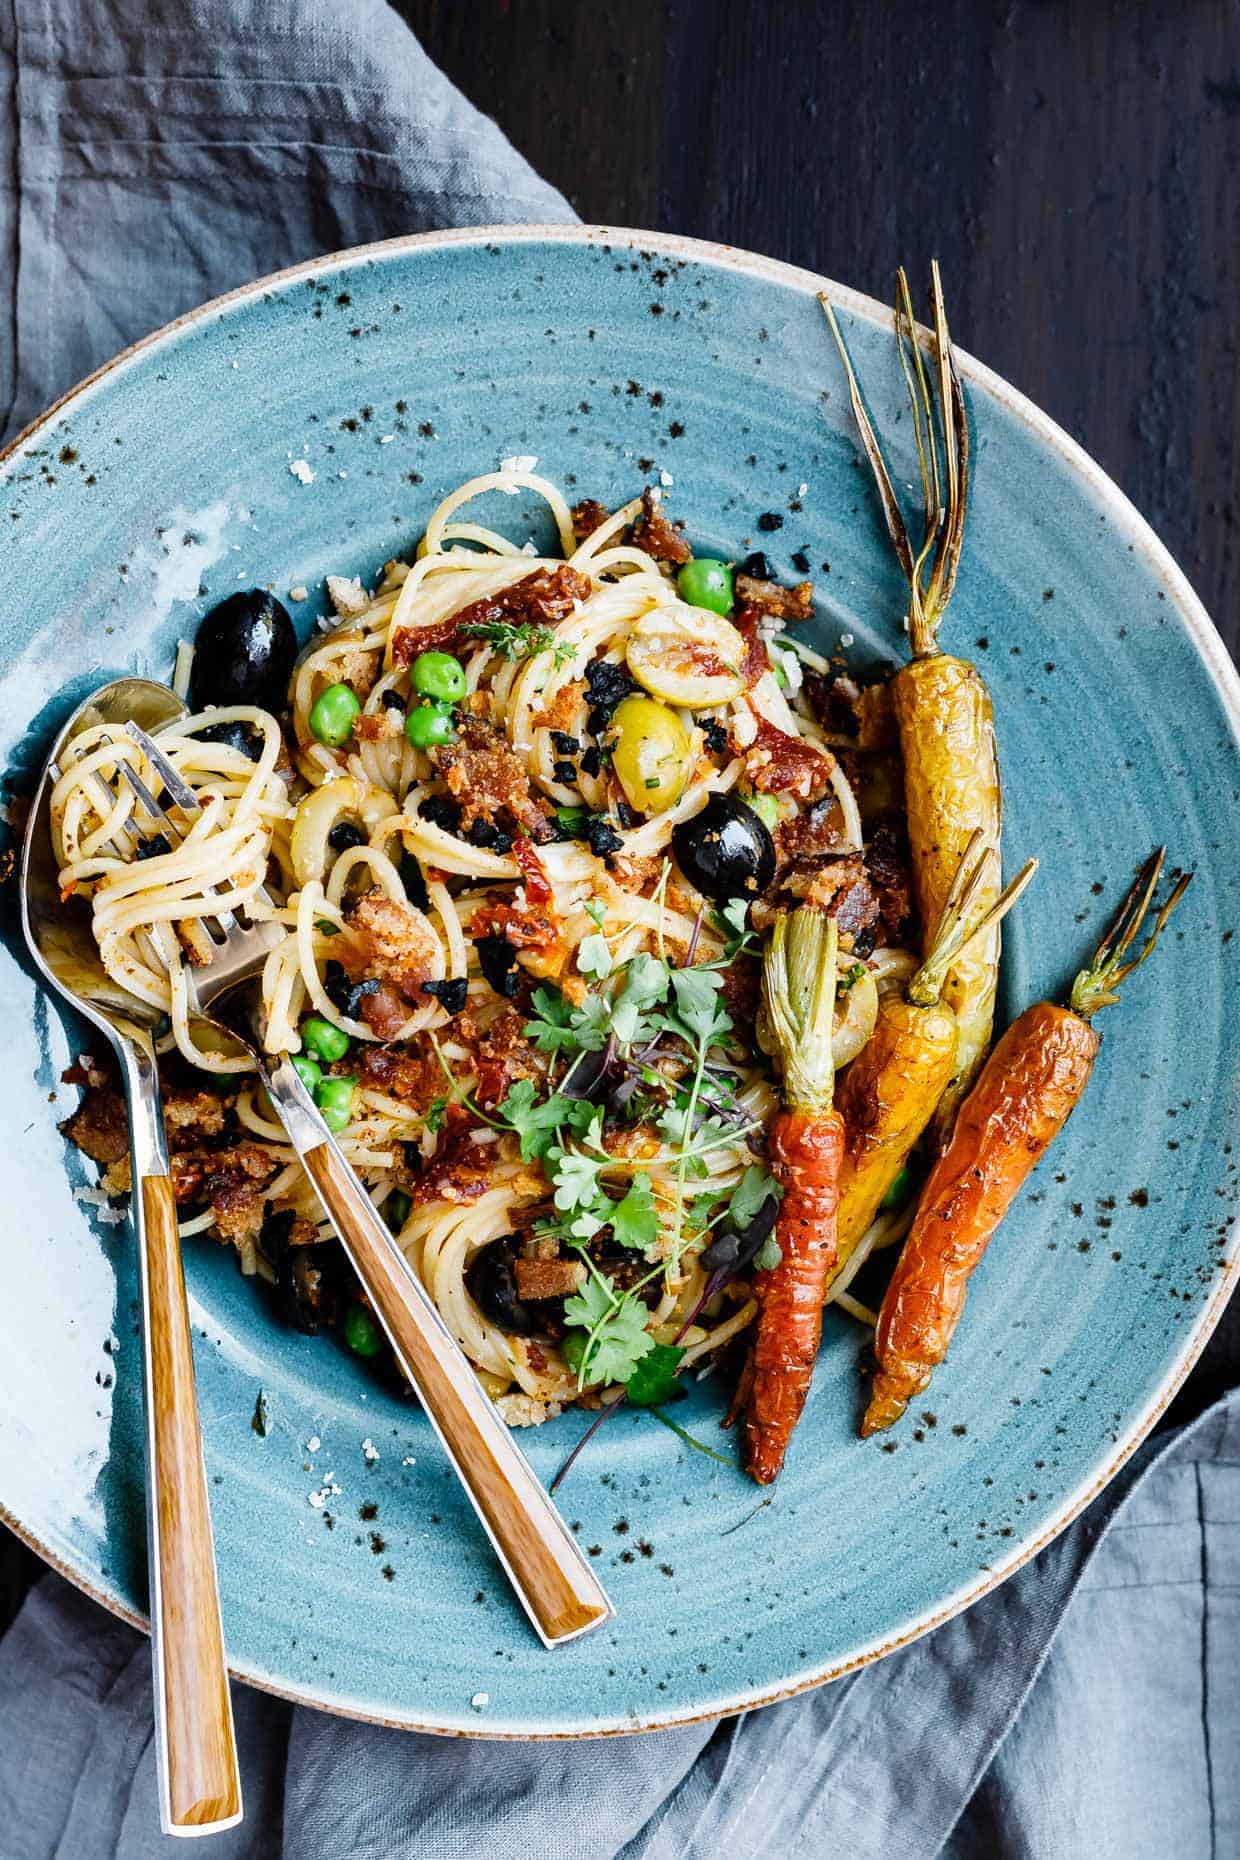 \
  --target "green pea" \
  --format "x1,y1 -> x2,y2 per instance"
405,701 -> 457,749
290,1053 -> 322,1094
676,557 -> 734,617
300,1014 -> 351,1064
308,681 -> 361,747
315,1073 -> 357,1134
772,661 -> 788,691
385,1187 -> 413,1232
412,650 -> 467,702
344,1302 -> 382,1358
746,791 -> 779,830
881,1164 -> 912,1211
